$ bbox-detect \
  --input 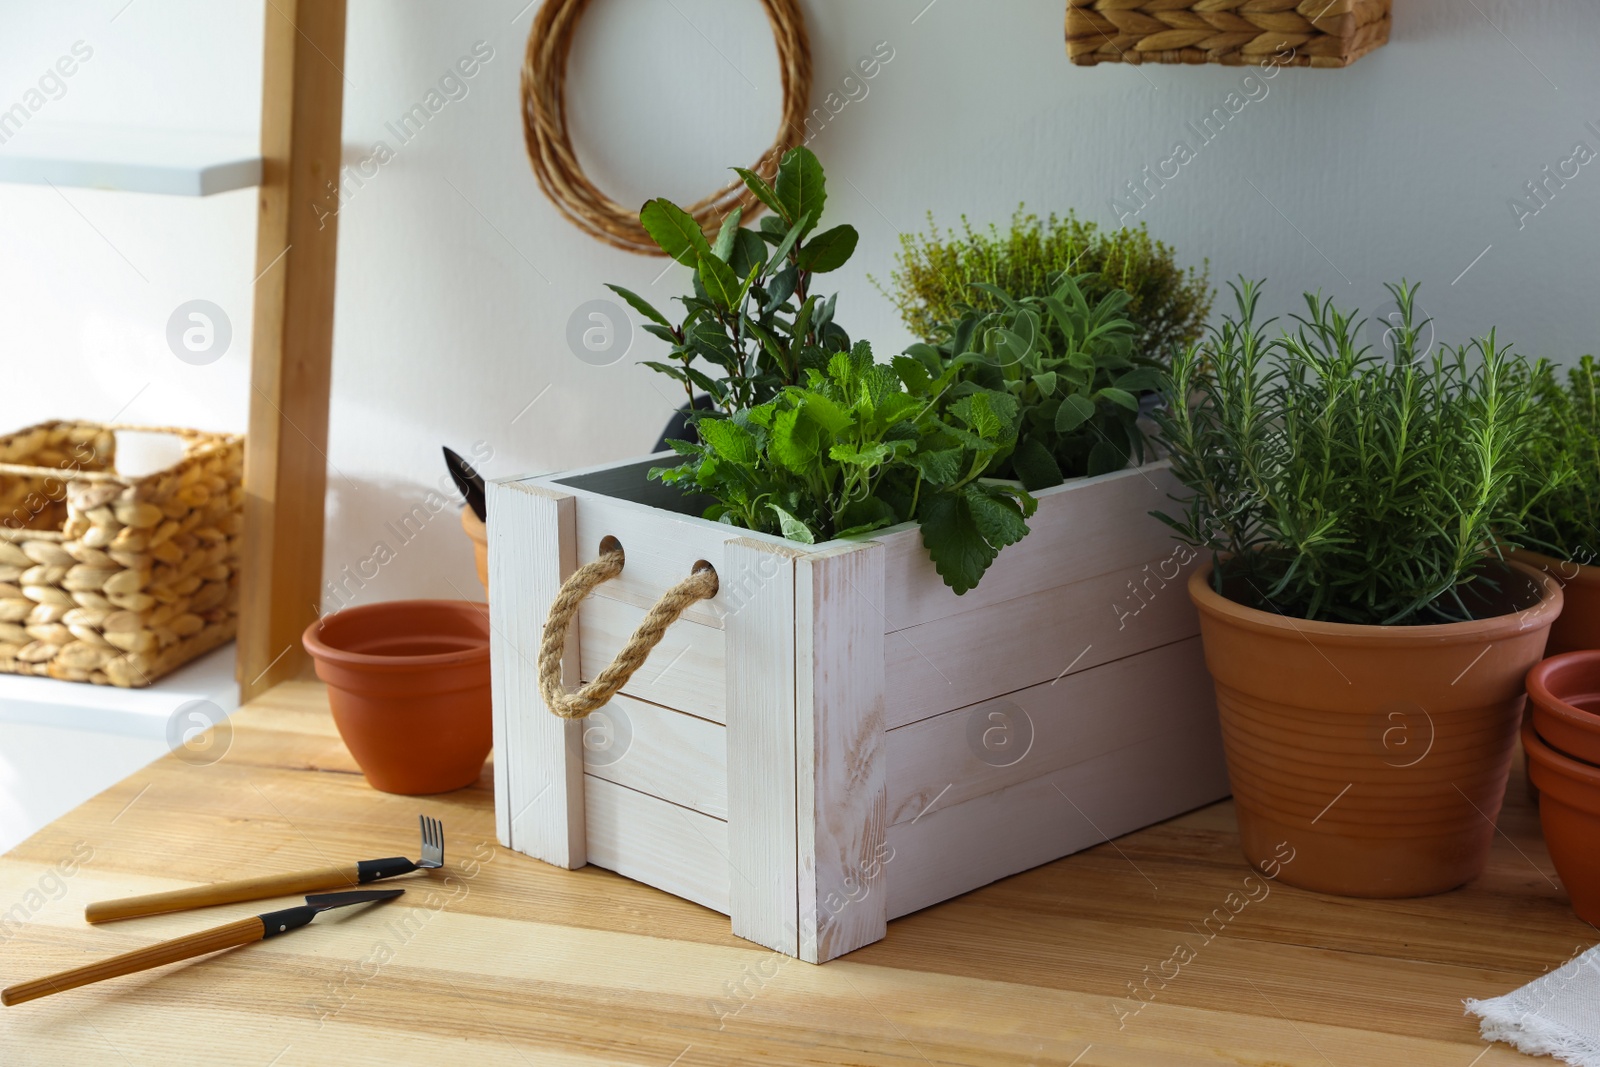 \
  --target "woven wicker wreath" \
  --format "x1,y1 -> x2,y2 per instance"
522,0 -> 813,255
